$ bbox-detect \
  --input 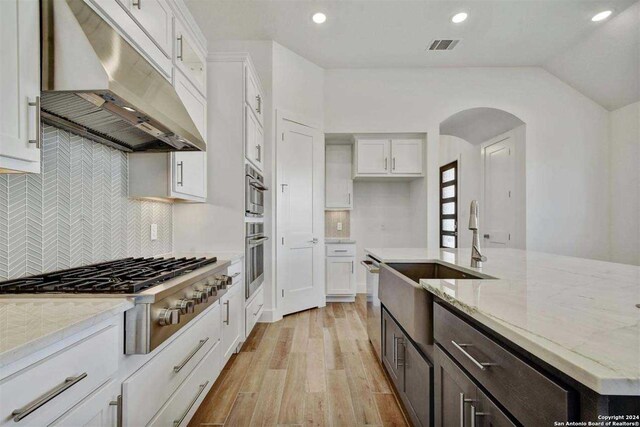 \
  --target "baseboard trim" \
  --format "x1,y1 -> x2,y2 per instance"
258,308 -> 282,323
326,295 -> 356,303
